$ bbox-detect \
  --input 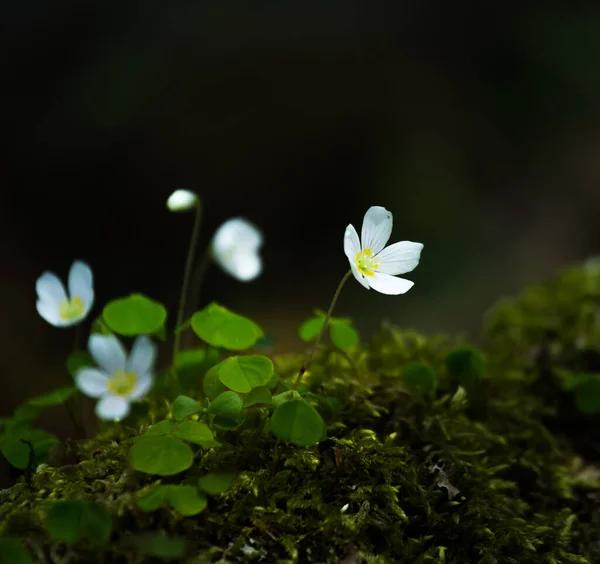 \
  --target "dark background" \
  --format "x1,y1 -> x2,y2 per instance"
2,1 -> 600,433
